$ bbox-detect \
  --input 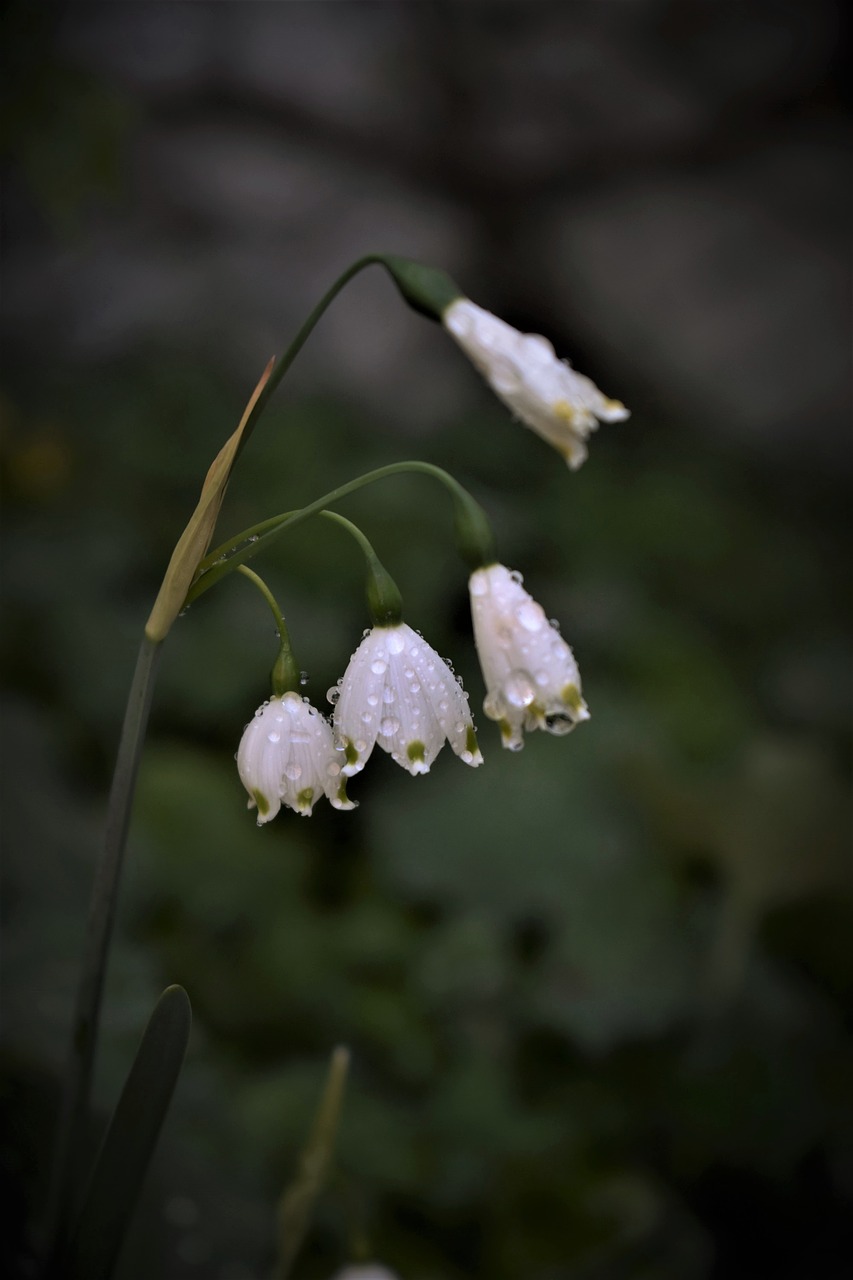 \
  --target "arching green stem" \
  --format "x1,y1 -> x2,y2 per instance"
185,460 -> 495,608
236,565 -> 300,695
232,254 -> 461,462
318,510 -> 403,626
234,256 -> 383,458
